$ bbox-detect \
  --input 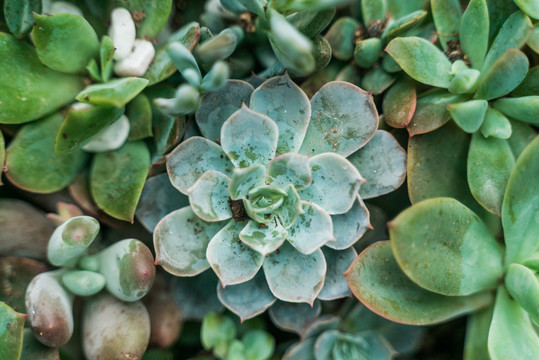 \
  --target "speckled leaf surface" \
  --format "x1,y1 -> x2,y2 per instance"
207,220 -> 263,286
217,272 -> 276,321
328,197 -> 370,250
33,13 -> 99,73
268,300 -> 321,334
502,136 -> 539,264
167,137 -> 233,194
275,184 -> 303,228
5,113 -> 87,193
431,0 -> 461,50
287,202 -> 333,254
298,153 -> 364,214
250,74 -> 311,154
0,302 -> 25,360
196,80 -> 254,142
385,37 -> 452,88
0,33 -> 83,124
389,198 -> 504,296
3,0 -> 41,38
345,241 -> 493,325
221,106 -> 278,168
348,130 -> 407,199
188,171 -> 232,222
263,242 -> 326,304
299,82 -> 378,157
110,0 -> 173,38
267,153 -> 311,190
229,165 -> 266,200
494,96 -> 539,125
76,77 -> 149,108
318,247 -> 357,300
382,79 -> 416,128
240,217 -> 288,256
90,141 -> 150,221
468,134 -> 515,216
